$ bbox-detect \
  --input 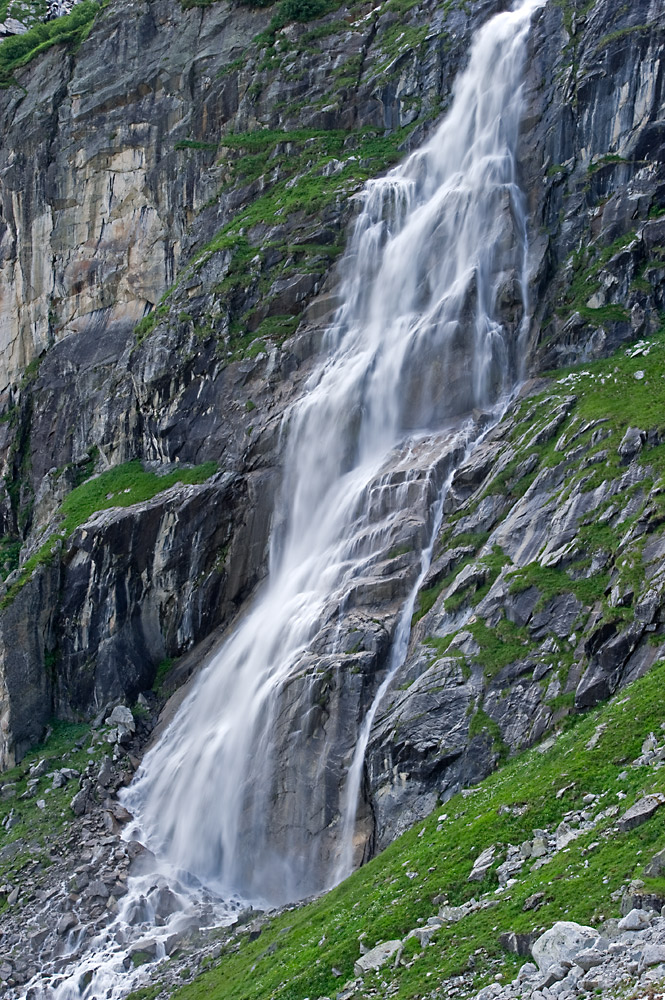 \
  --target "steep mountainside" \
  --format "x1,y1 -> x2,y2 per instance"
0,0 -> 661,767
0,0 -> 664,994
